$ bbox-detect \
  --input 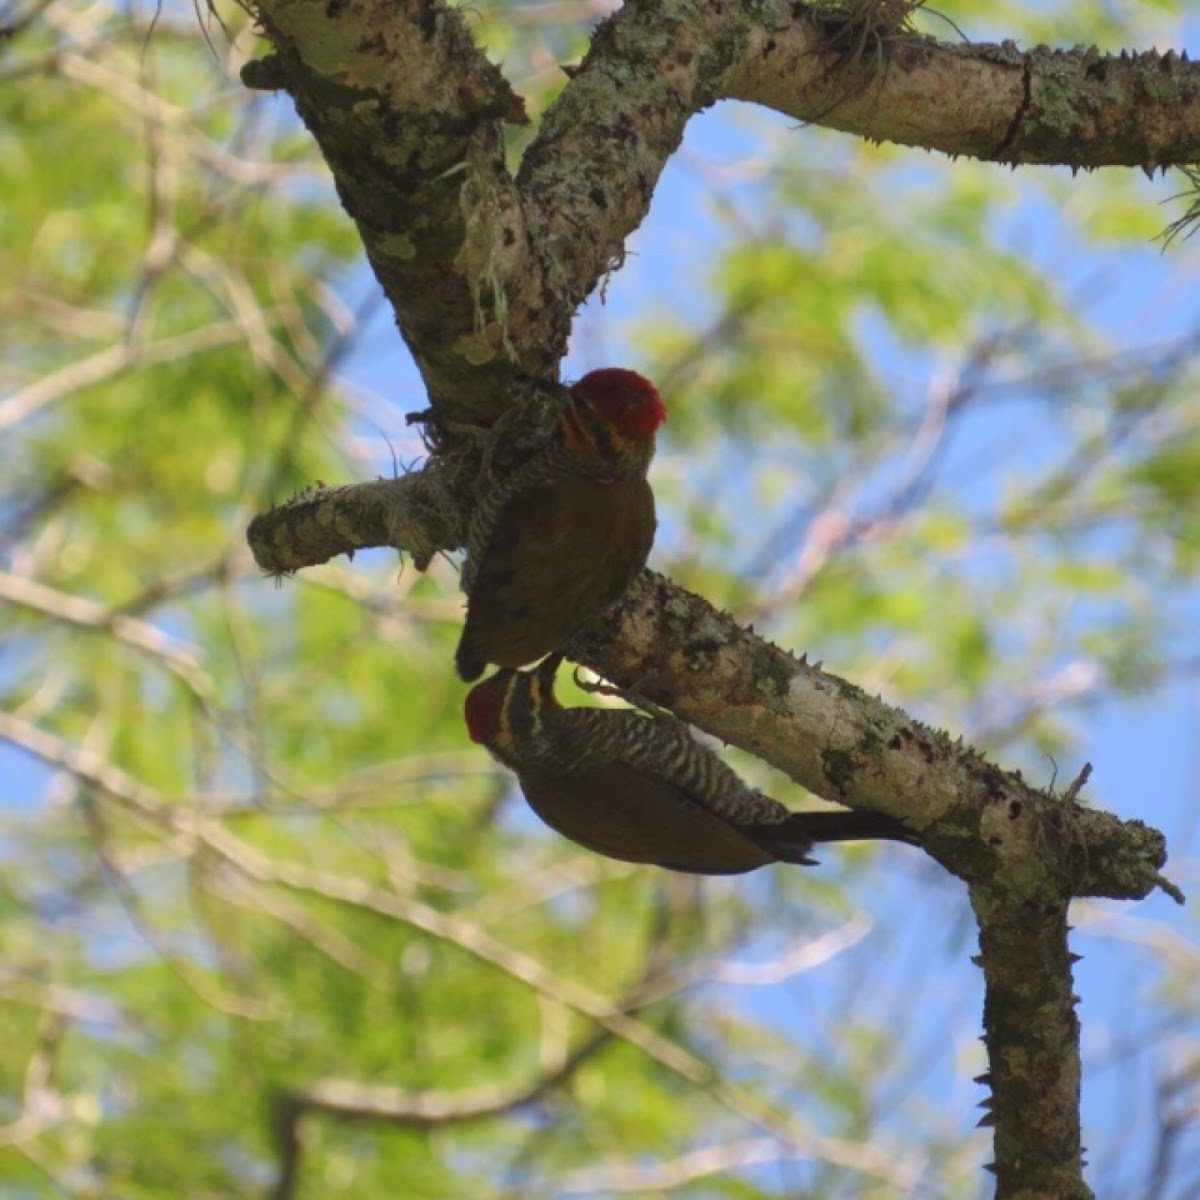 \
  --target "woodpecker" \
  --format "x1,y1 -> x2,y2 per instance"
464,656 -> 919,874
454,369 -> 665,682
